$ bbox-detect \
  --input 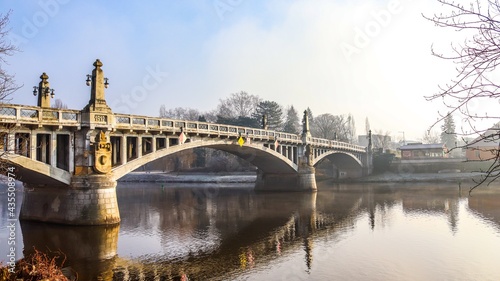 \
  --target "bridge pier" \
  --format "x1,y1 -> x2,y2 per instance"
20,175 -> 120,225
4,60 -> 373,226
255,166 -> 317,192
